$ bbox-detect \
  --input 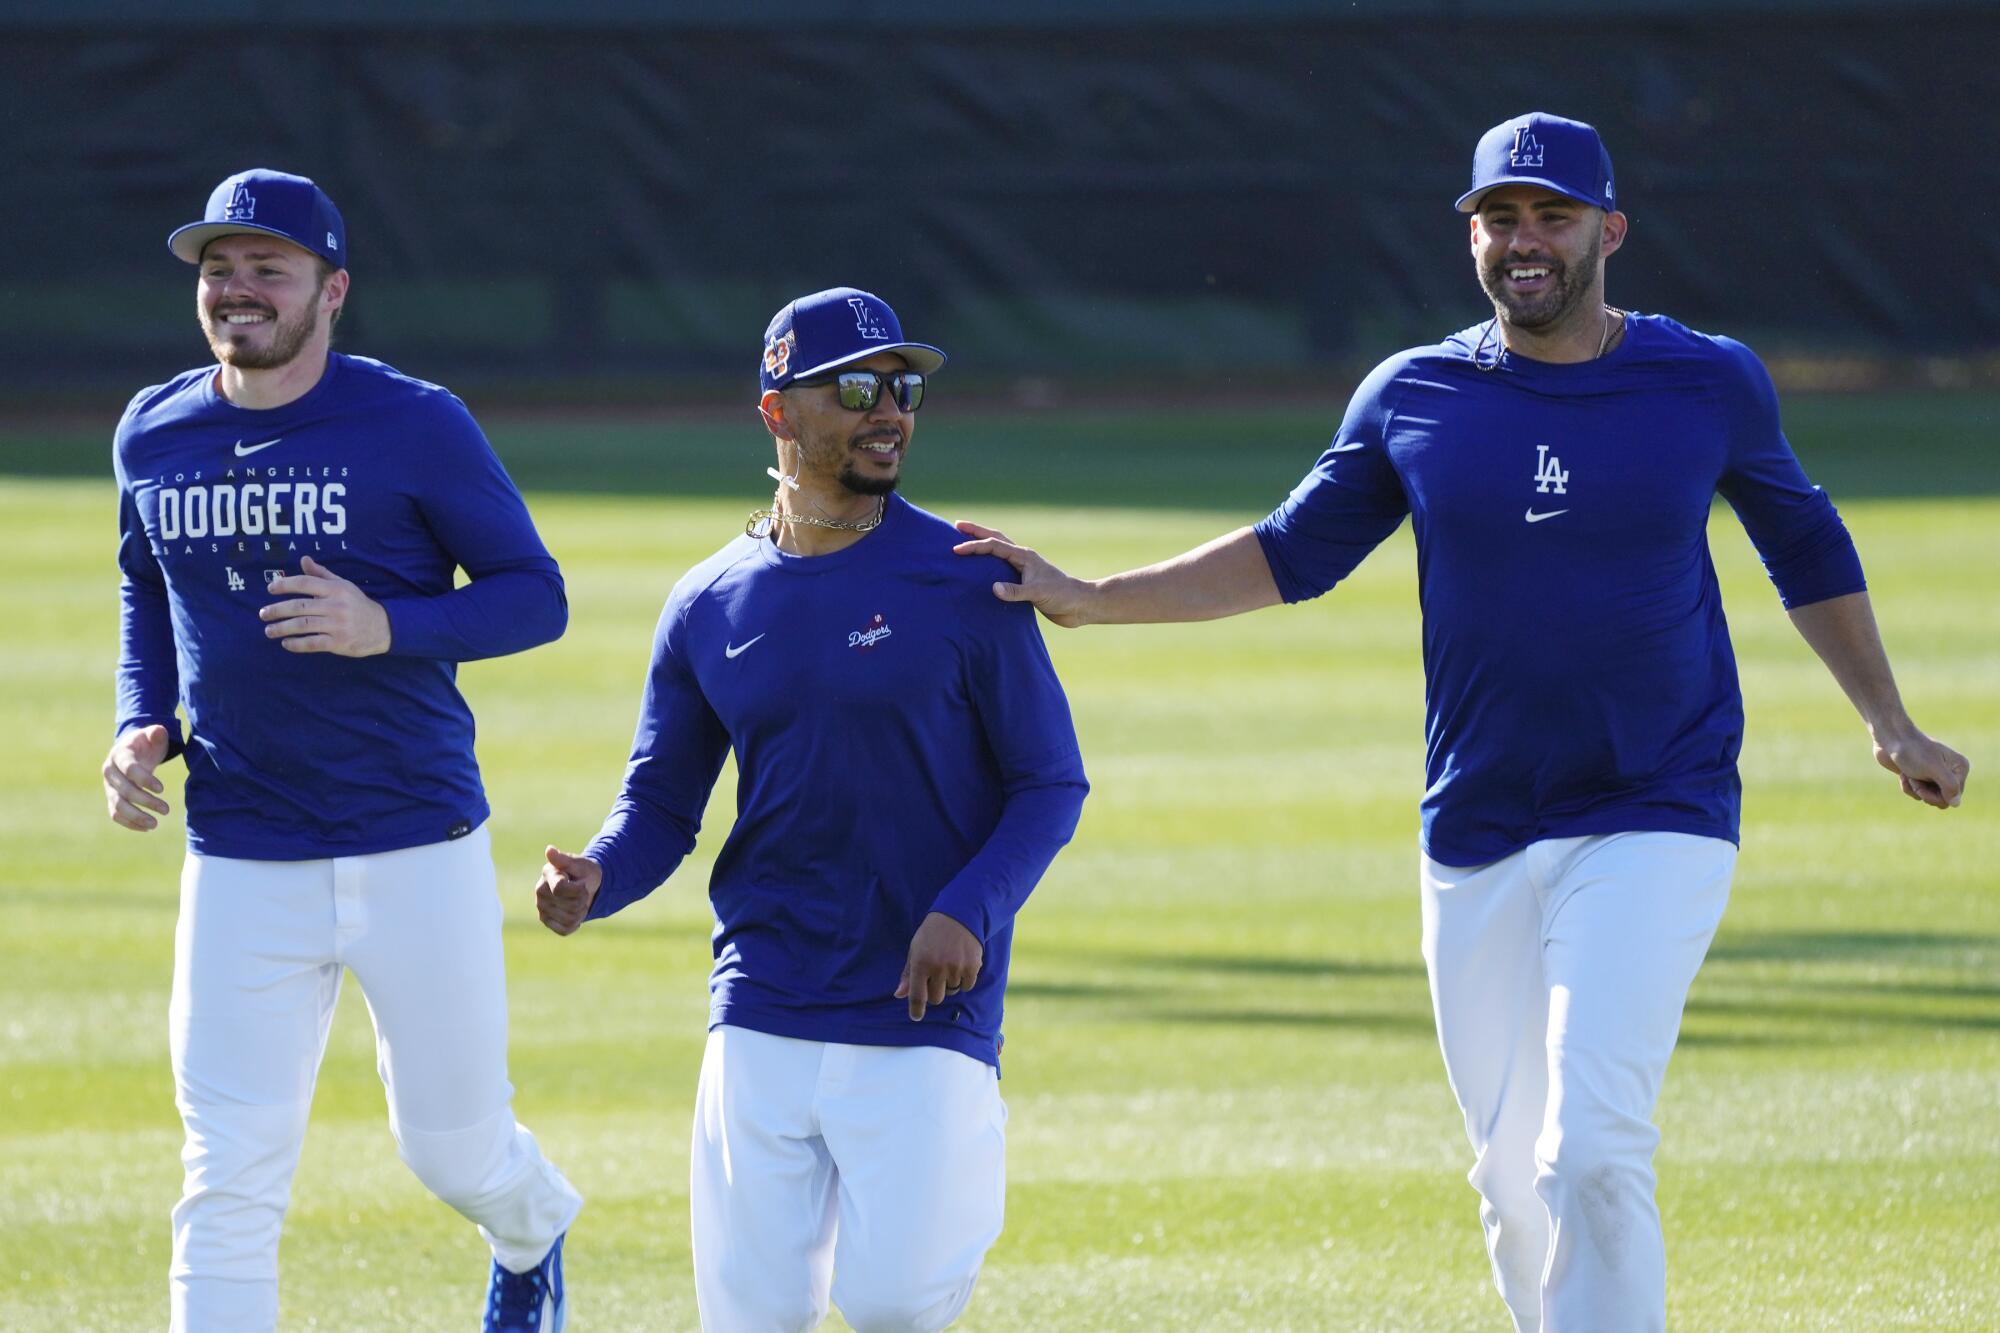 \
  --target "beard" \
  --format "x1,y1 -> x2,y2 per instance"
200,297 -> 320,370
1479,228 -> 1602,332
837,457 -> 901,497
